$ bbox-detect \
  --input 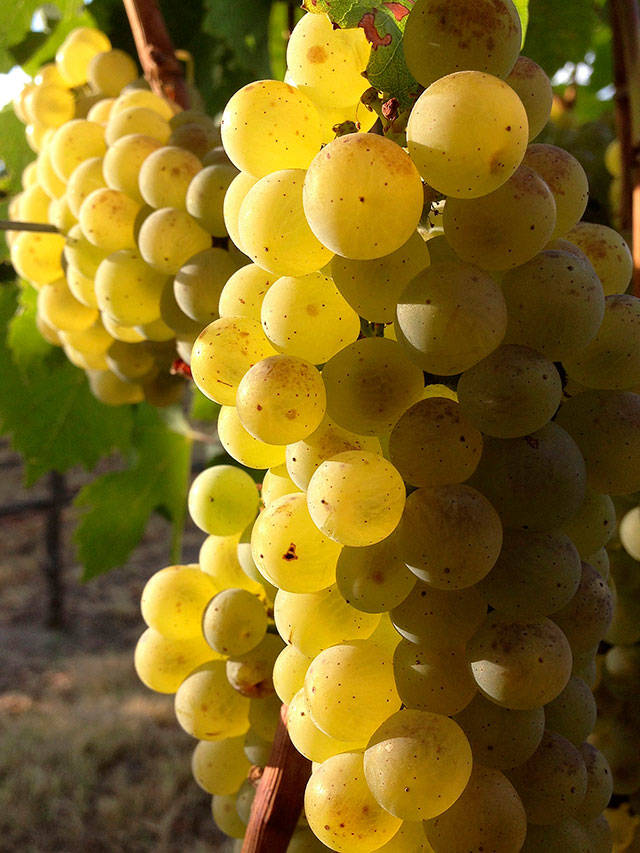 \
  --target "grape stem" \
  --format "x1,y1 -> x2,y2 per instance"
241,704 -> 311,852
0,220 -> 59,233
122,0 -> 190,109
610,0 -> 640,296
